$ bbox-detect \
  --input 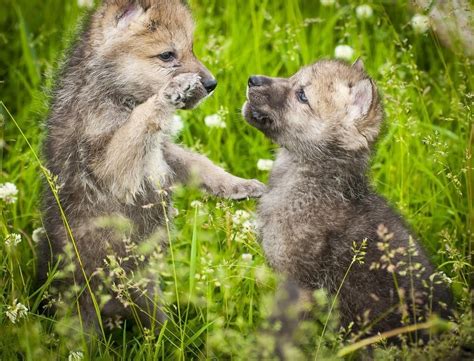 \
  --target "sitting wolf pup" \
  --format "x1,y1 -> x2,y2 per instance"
243,59 -> 452,339
38,0 -> 264,332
